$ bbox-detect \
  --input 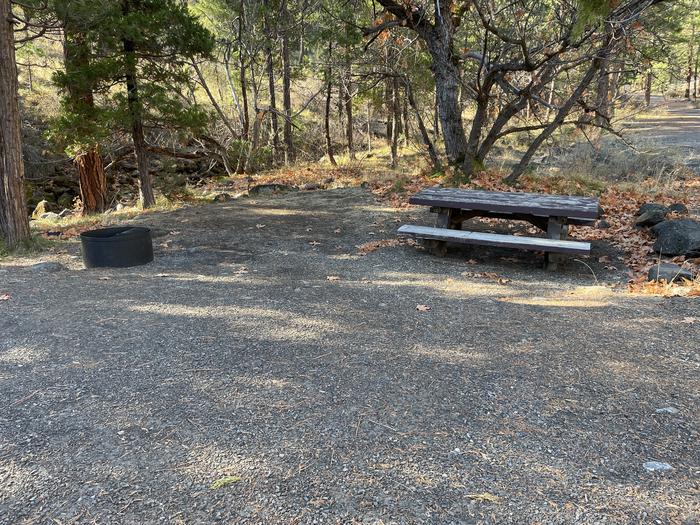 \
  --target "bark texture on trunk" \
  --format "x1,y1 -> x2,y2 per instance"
0,0 -> 30,248
418,24 -> 468,168
75,147 -> 107,214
